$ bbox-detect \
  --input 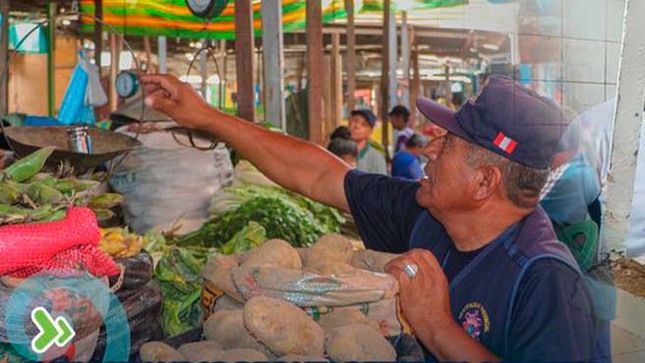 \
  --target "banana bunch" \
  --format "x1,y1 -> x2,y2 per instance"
0,147 -> 124,225
98,227 -> 143,258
